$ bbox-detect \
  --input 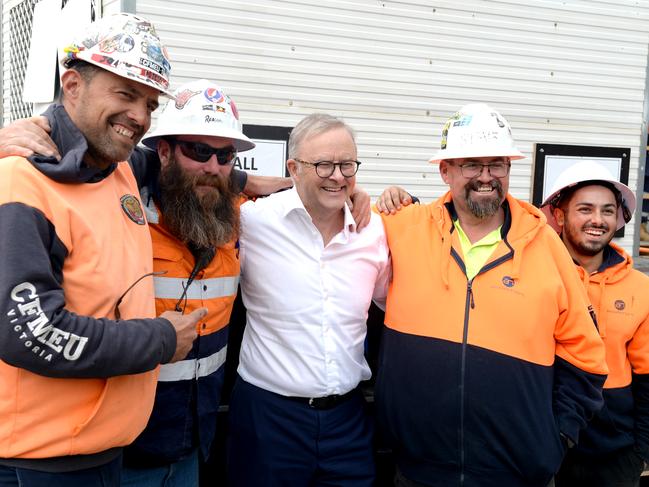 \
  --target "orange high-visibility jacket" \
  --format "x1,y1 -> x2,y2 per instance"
124,198 -> 239,464
376,192 -> 608,487
0,104 -> 176,465
572,243 -> 649,461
